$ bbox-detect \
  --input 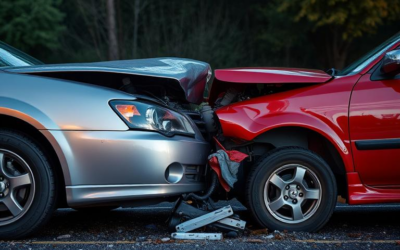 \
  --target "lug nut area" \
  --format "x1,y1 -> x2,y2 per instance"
283,184 -> 303,204
0,176 -> 10,198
